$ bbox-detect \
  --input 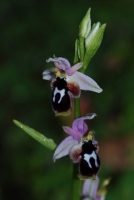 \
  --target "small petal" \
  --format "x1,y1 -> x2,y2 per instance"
62,126 -> 82,141
42,68 -> 56,81
67,71 -> 103,93
53,136 -> 78,161
46,57 -> 71,71
66,62 -> 83,76
43,74 -> 52,80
